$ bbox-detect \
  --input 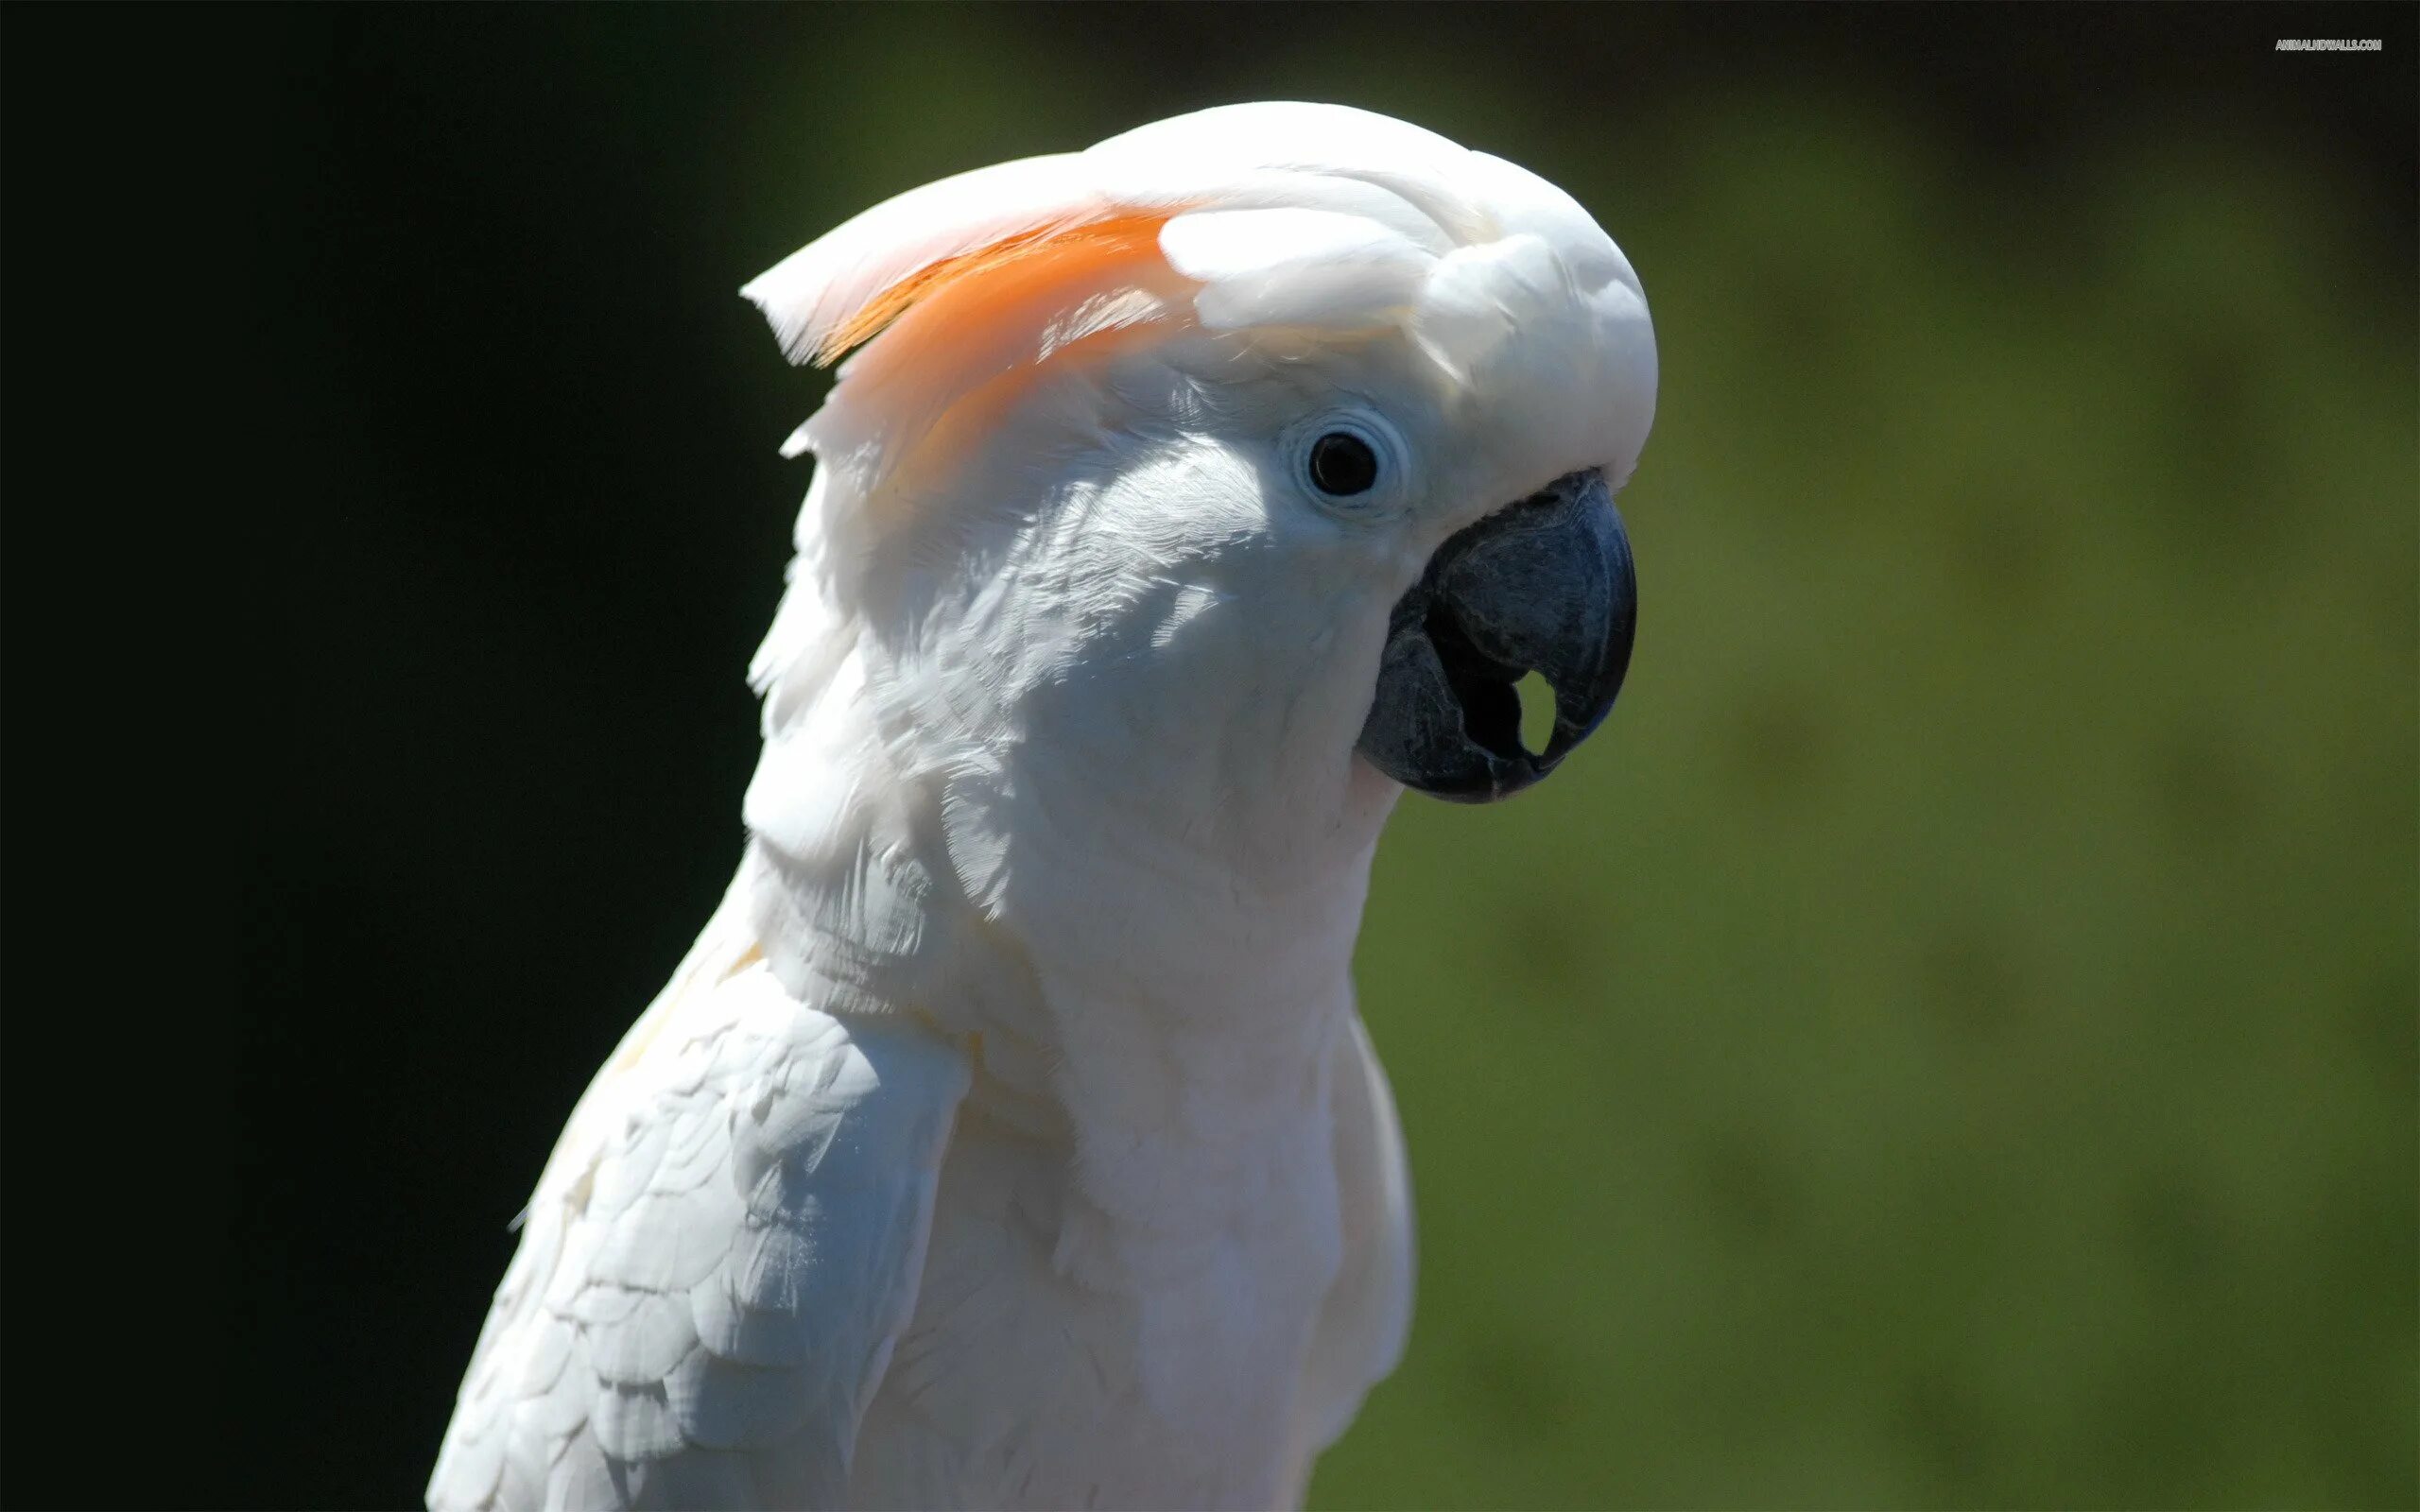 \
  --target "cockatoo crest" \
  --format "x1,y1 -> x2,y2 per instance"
739,102 -> 1653,560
